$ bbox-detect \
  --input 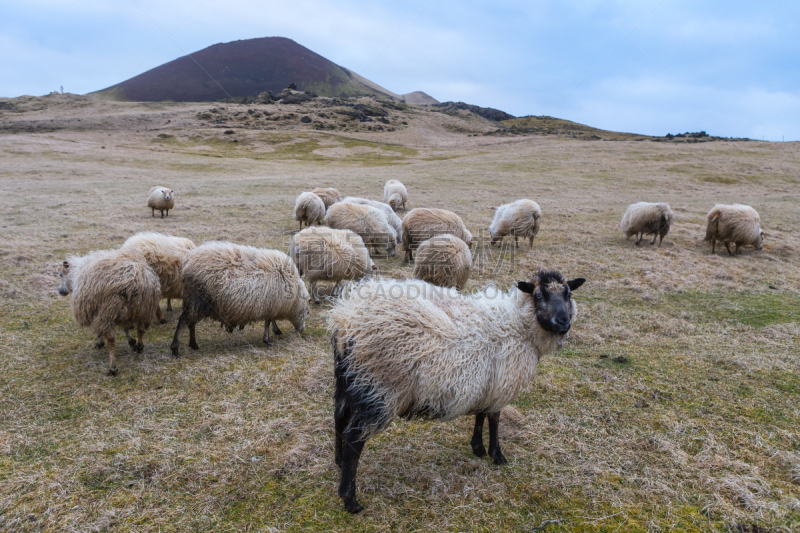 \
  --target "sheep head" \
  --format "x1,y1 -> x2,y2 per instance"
517,270 -> 585,335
